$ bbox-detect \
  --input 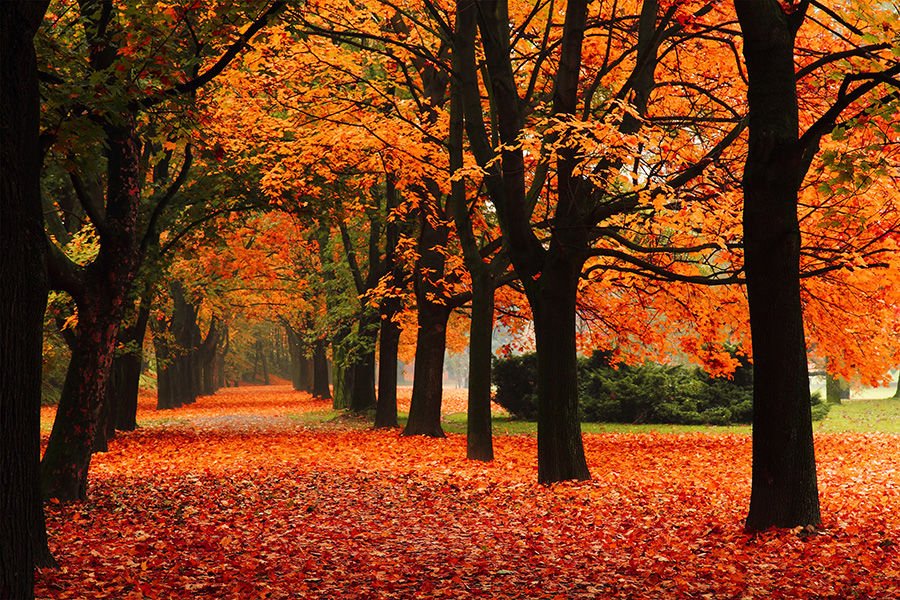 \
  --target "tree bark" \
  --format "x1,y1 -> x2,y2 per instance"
466,272 -> 495,461
197,317 -> 219,395
736,0 -> 820,531
374,174 -> 404,428
402,302 -> 451,437
461,0 -> 594,481
152,315 -> 177,409
448,15 -> 496,459
286,324 -> 304,390
312,339 -> 332,399
41,297 -> 122,501
375,300 -> 401,428
1,2 -> 54,594
349,310 -> 379,413
331,334 -> 353,409
112,292 -> 151,431
402,203 -> 453,437
532,256 -> 590,482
